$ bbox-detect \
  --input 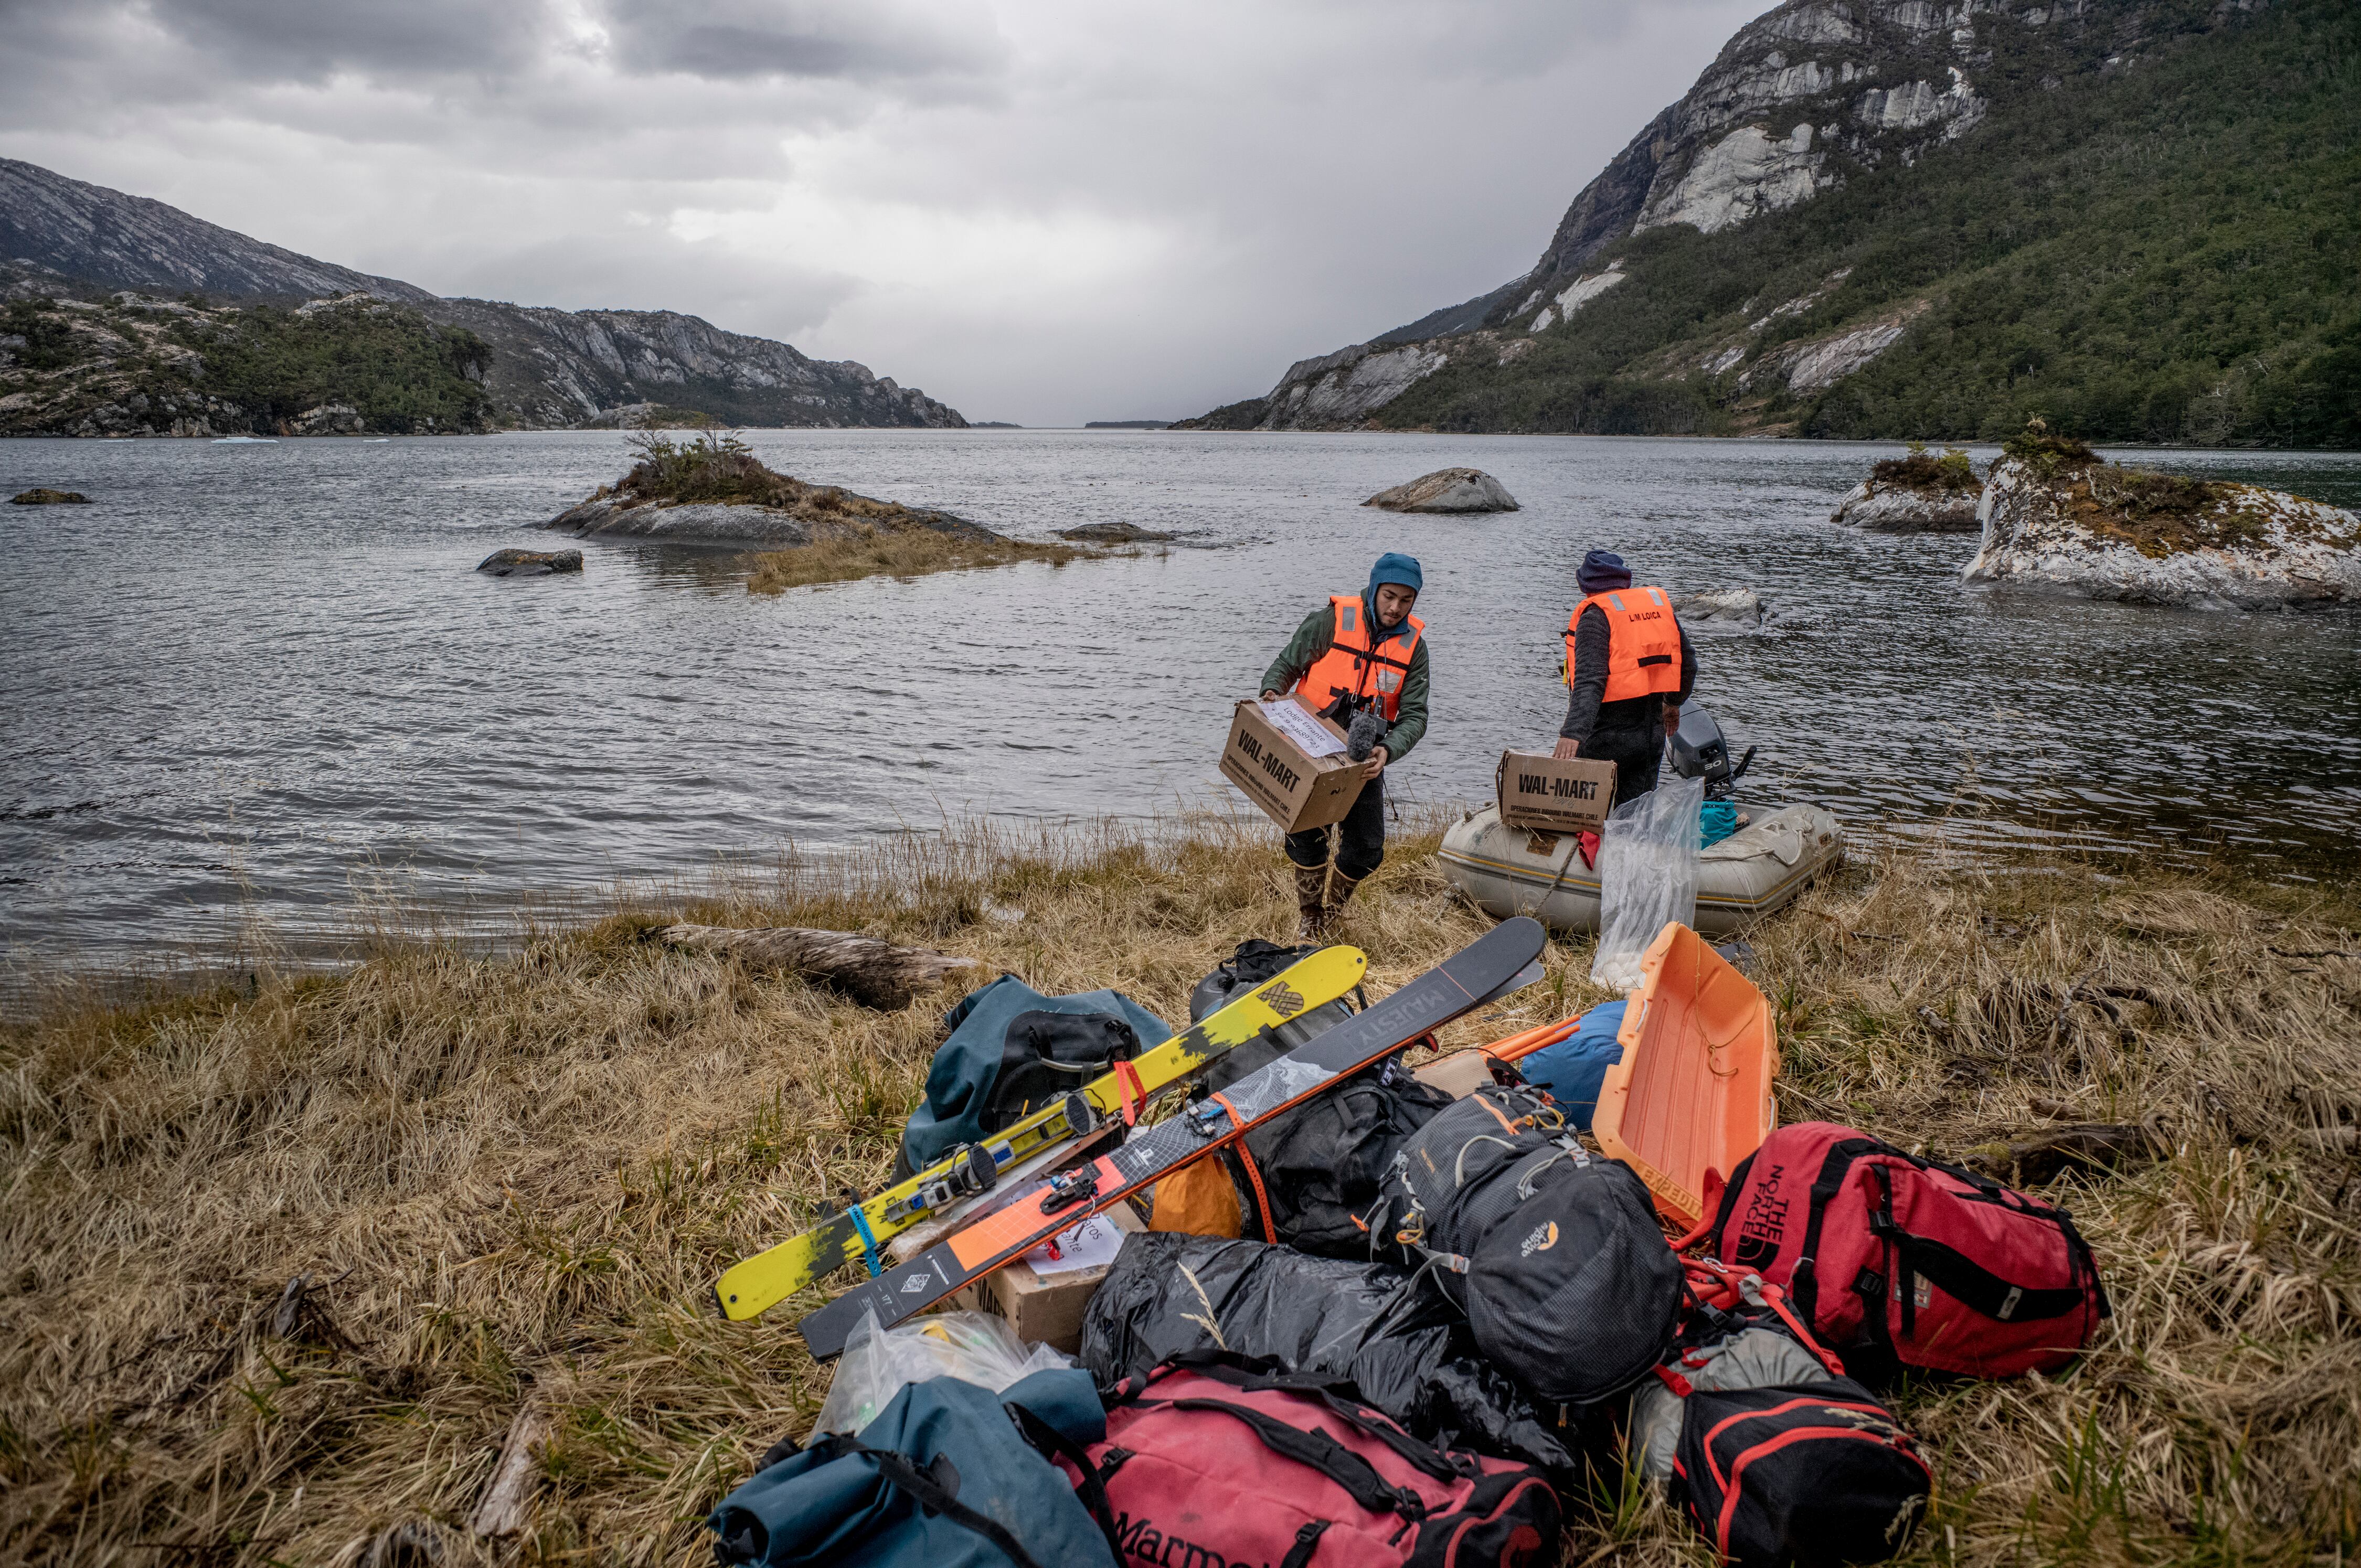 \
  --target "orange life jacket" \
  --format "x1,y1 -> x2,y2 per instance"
1295,594 -> 1424,723
1564,585 -> 1682,704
